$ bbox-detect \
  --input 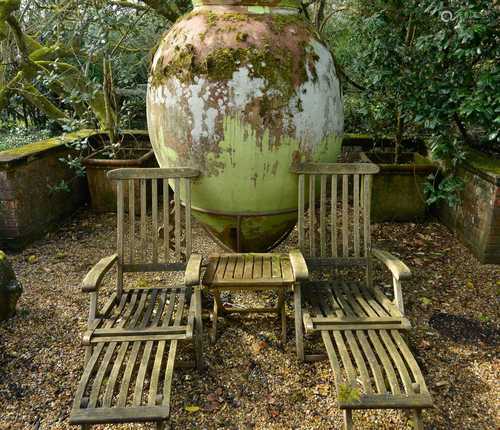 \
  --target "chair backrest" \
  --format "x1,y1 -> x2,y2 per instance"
107,168 -> 200,276
292,162 -> 380,271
